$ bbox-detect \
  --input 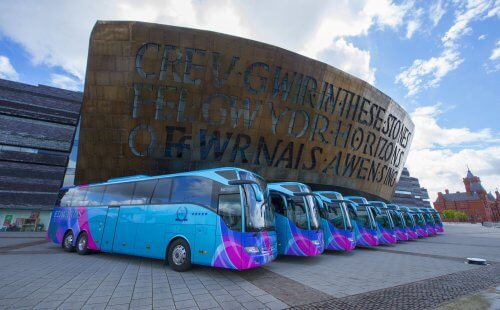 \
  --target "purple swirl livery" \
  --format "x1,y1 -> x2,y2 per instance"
285,220 -> 324,256
352,221 -> 379,246
435,224 -> 444,233
426,224 -> 437,236
212,220 -> 277,270
321,219 -> 355,251
394,227 -> 409,241
415,226 -> 428,238
405,226 -> 419,239
377,223 -> 397,244
47,207 -> 101,250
